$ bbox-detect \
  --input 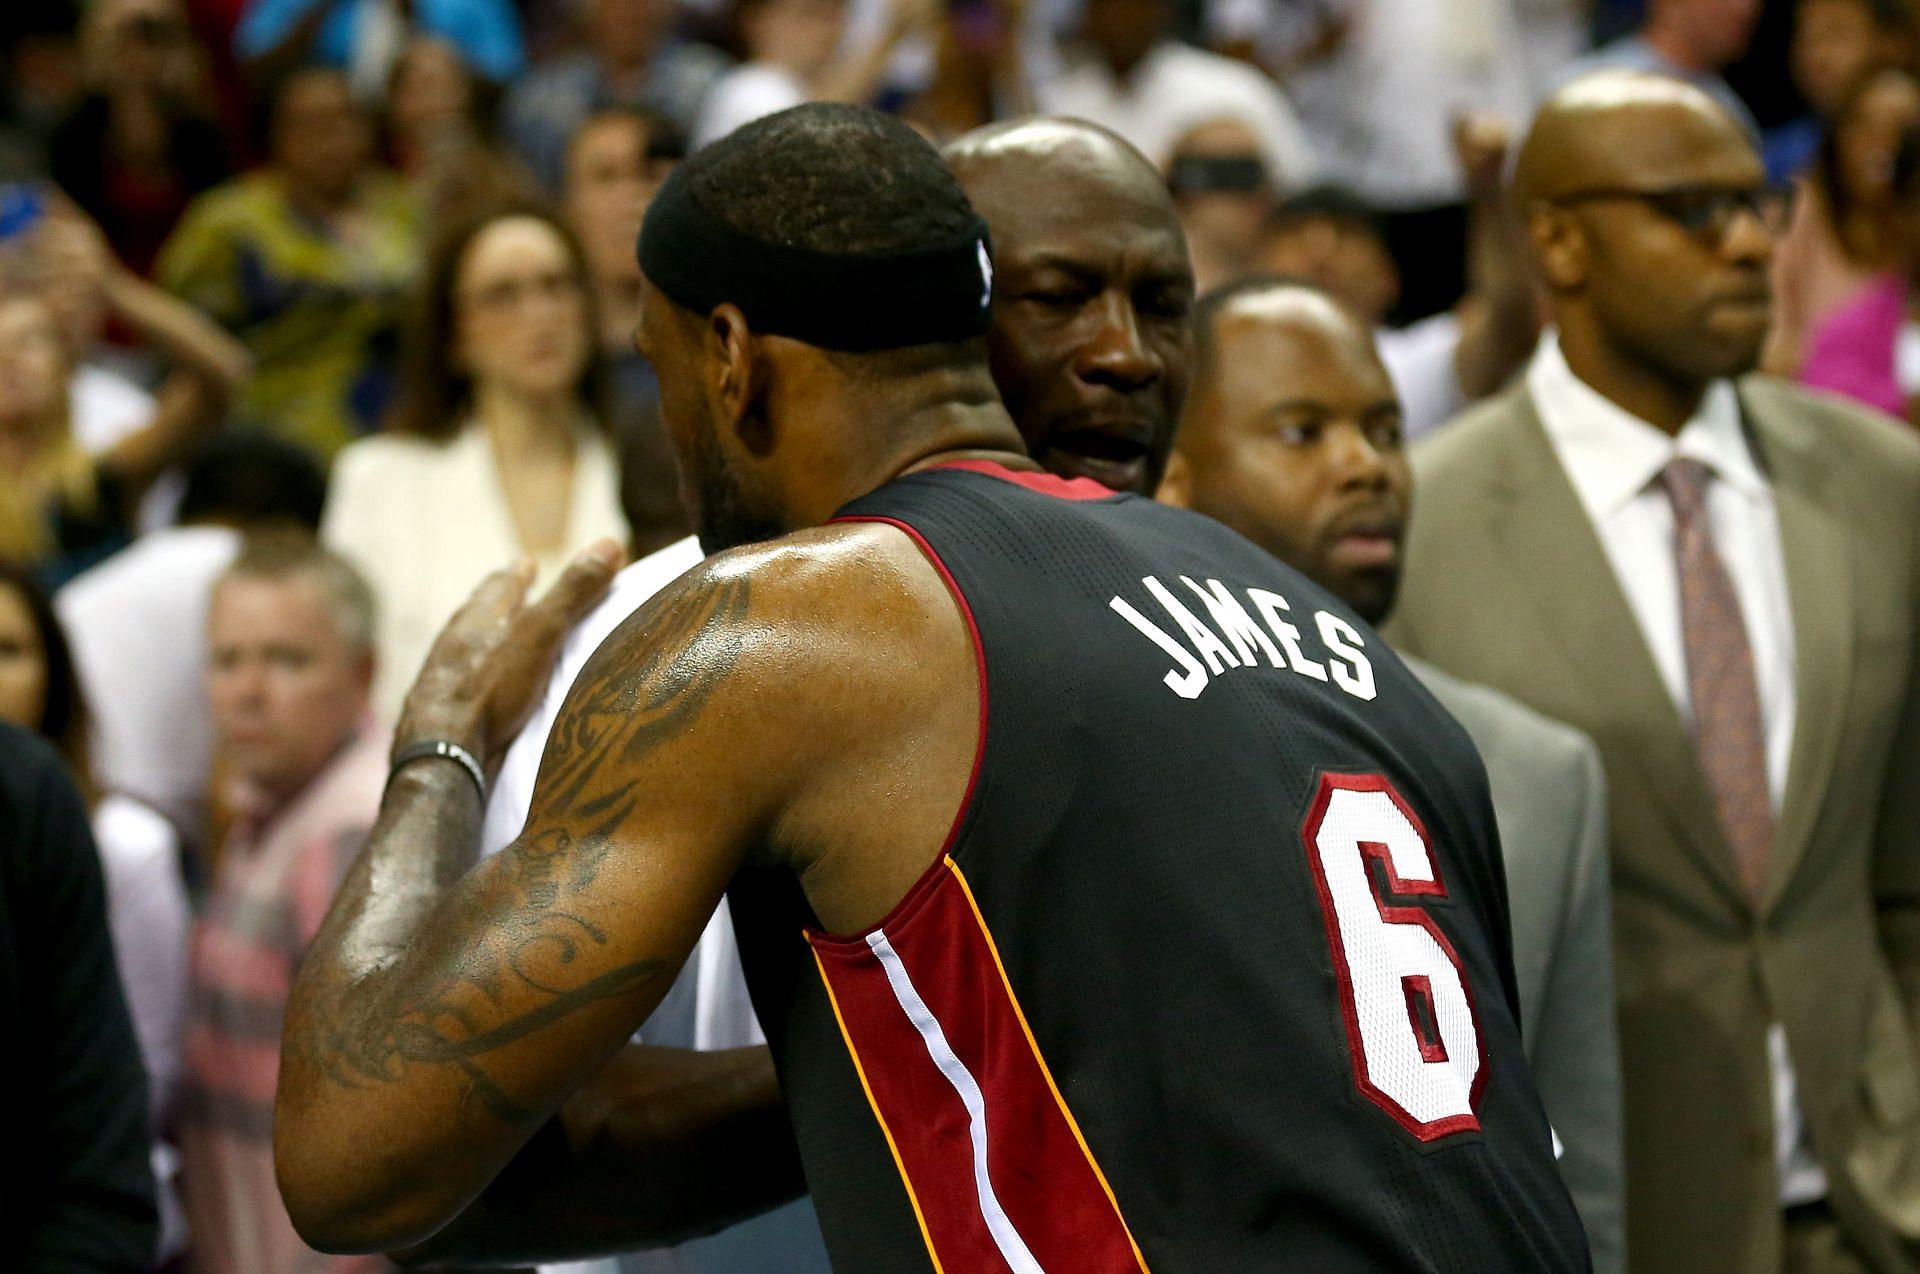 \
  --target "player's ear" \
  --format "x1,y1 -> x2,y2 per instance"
709,303 -> 771,445
1157,448 -> 1194,508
